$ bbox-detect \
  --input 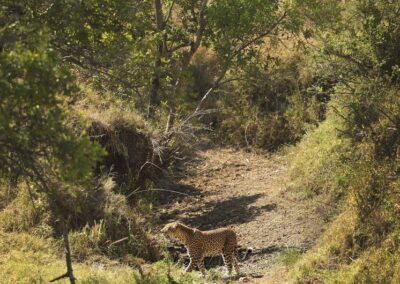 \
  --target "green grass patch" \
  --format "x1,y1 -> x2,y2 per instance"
279,249 -> 303,268
0,231 -> 206,284
0,231 -> 136,284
